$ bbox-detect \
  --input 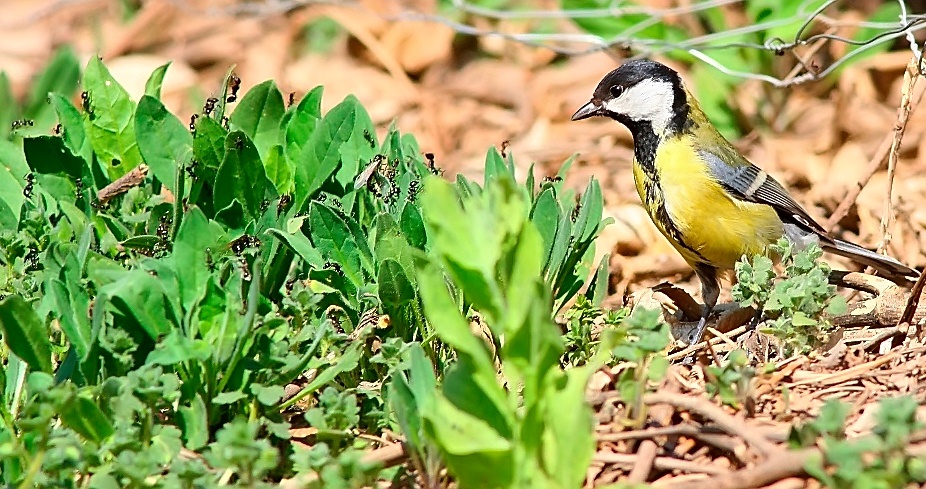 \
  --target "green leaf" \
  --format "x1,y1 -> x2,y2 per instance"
144,62 -> 171,99
49,277 -> 92,360
0,154 -> 23,229
135,95 -> 193,192
263,144 -> 294,195
399,203 -> 426,249
378,258 -> 417,310
146,331 -> 211,365
229,80 -> 285,159
192,115 -> 228,184
23,135 -> 86,179
0,295 -> 52,373
103,271 -> 176,339
59,395 -> 114,442
543,367 -> 595,488
265,227 -> 326,269
308,202 -> 366,286
251,384 -> 285,406
24,46 -> 80,130
214,131 -> 267,220
284,86 -> 323,164
294,95 -> 375,207
82,56 -> 143,179
49,93 -> 92,165
0,72 -> 15,140
171,207 -> 226,313
423,396 -> 513,488
180,394 -> 209,450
